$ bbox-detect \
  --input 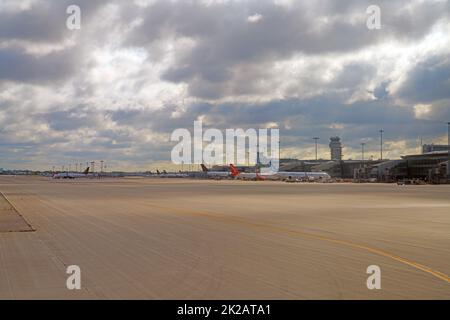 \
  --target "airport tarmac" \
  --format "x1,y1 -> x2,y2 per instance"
0,176 -> 449,299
